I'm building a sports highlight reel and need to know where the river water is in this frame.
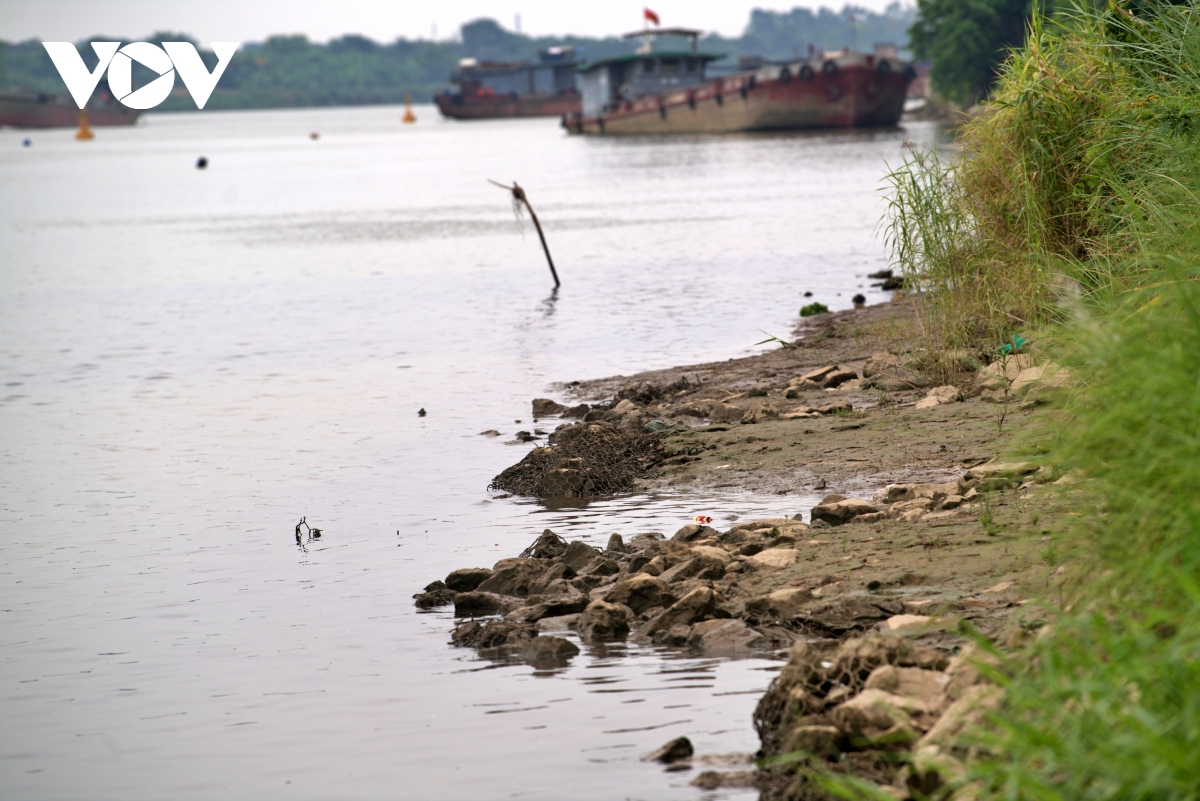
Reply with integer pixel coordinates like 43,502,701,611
0,106,945,800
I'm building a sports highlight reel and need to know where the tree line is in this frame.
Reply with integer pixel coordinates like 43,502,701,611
0,5,916,111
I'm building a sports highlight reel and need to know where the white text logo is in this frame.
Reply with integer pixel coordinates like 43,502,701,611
42,41,240,110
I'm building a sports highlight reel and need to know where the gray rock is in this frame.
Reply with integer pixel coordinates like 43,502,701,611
578,600,633,641
532,398,567,417
453,591,523,618
644,736,694,764
476,559,551,598
741,400,780,424
671,523,720,542
606,533,625,554
535,613,581,633
413,580,457,609
451,618,537,650
628,532,665,551
708,402,744,423
560,540,601,572
822,367,859,388
529,562,576,595
444,568,492,593
635,586,722,640
603,574,677,615
810,498,880,526
563,403,590,418
690,619,769,654
580,557,620,578
520,635,580,669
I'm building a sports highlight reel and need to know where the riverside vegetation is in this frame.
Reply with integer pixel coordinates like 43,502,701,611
416,2,1199,798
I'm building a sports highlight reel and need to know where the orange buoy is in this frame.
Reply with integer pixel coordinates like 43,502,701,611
75,108,94,140
402,93,416,124
692,515,713,524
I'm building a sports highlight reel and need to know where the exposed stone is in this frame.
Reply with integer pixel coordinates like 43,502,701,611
635,587,721,640
1011,362,1070,399
606,533,625,554
604,574,677,615
965,460,1037,490
864,665,951,712
915,385,961,408
644,736,694,764
830,688,935,741
796,598,899,635
532,398,568,417
981,353,1034,381
612,398,639,414
883,614,951,634
690,618,769,654
560,540,601,572
690,771,758,790
627,532,665,551
453,591,523,618
708,402,744,423
520,635,580,668
822,368,859,388
810,497,879,526
578,600,633,641
451,618,537,650
863,352,903,378
444,568,492,593
477,558,551,597
917,685,1003,749
672,523,721,542
535,613,581,633
746,548,798,569
795,365,842,386
783,725,845,760
741,400,780,424
562,403,590,418
413,580,457,609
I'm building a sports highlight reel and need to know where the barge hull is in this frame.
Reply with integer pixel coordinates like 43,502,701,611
567,67,908,135
435,94,580,120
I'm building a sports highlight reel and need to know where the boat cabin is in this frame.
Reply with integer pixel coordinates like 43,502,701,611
453,47,580,98
578,28,722,117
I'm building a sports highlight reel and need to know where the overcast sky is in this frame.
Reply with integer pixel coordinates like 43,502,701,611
1,0,911,45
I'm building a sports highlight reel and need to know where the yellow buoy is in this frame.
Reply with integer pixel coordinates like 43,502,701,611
402,93,416,124
75,108,94,140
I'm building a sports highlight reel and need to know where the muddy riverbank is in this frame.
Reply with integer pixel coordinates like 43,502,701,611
420,298,1072,797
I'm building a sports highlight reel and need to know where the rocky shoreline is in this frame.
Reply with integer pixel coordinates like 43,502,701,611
416,299,1073,798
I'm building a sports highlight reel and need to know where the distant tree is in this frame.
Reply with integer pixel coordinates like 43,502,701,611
909,0,1042,106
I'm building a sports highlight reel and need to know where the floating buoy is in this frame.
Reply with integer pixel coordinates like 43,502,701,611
402,93,416,124
418,408,427,417
22,138,31,147
310,132,320,140
196,156,208,169
693,515,713,524
75,109,94,140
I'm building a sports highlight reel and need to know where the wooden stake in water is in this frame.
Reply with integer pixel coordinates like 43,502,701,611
489,179,560,288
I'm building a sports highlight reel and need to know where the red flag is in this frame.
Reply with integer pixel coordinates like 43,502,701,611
644,8,661,26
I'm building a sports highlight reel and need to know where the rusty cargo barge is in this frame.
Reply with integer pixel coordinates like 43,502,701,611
563,28,913,135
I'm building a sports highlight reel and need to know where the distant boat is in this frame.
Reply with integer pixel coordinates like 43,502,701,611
563,28,914,135
0,89,141,128
435,47,582,120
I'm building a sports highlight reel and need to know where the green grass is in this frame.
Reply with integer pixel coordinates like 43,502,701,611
812,2,1200,798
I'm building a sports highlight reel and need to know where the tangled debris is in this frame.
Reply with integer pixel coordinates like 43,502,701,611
489,422,666,498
